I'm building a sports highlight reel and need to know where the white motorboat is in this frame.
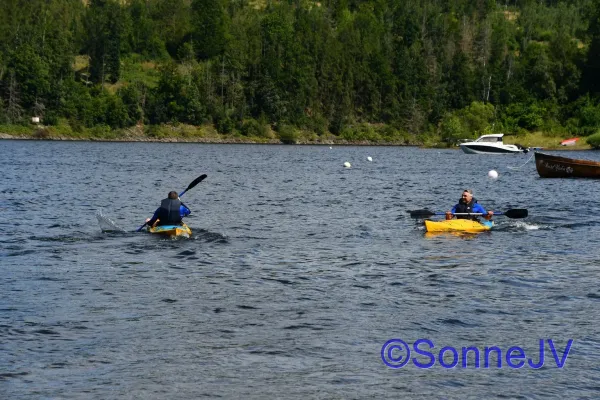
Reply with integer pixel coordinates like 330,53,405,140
459,134,527,154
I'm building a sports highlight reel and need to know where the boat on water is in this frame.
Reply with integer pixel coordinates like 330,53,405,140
459,134,527,154
424,219,494,233
534,151,600,179
560,137,579,146
147,223,192,238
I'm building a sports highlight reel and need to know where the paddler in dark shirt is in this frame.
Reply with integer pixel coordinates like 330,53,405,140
445,189,493,221
146,191,191,227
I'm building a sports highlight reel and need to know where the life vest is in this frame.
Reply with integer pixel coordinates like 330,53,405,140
454,198,478,220
157,198,182,225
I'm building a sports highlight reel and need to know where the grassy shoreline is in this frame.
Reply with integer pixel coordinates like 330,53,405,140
0,131,415,146
0,124,596,149
502,131,593,151
0,122,421,146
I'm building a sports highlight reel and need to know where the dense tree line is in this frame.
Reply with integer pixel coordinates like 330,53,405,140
2,0,600,142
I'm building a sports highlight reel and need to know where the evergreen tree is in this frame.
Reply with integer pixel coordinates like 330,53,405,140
85,0,122,84
191,0,229,60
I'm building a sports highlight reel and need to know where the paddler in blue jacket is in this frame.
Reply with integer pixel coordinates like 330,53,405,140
146,191,191,227
446,189,493,221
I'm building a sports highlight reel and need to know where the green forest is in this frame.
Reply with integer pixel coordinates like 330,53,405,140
2,0,600,146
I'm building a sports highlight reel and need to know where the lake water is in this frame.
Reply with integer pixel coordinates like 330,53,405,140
1,140,600,399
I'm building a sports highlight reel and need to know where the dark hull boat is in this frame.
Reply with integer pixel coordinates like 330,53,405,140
535,152,600,178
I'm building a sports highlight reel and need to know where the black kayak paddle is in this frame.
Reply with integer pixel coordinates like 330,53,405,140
408,208,528,219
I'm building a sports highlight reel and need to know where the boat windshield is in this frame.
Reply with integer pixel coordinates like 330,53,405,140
477,136,502,143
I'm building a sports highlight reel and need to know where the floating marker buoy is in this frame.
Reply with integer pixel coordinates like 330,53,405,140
488,170,499,179
367,156,372,162
344,161,351,168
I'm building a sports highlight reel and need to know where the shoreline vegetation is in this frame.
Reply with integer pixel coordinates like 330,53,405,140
0,123,413,145
3,1,600,153
0,123,596,150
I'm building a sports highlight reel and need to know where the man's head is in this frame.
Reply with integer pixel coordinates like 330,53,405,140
461,189,473,202
168,191,178,199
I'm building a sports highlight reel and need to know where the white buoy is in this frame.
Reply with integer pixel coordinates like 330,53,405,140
344,161,351,168
329,146,333,149
367,156,372,162
488,169,499,179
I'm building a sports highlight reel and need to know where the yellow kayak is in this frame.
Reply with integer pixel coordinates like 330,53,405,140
147,223,192,238
425,219,493,233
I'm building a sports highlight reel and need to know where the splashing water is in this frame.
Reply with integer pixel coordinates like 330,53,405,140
512,220,540,230
96,209,126,232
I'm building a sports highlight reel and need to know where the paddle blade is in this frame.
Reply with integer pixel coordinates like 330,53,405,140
408,209,436,218
503,209,528,219
179,174,207,197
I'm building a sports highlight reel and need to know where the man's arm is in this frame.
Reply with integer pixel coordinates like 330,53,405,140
147,208,160,226
446,204,458,219
180,204,191,218
473,203,487,214
473,204,493,220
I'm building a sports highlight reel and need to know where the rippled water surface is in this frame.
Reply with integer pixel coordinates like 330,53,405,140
2,140,600,399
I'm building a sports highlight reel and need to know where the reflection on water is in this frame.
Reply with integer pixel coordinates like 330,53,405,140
423,231,485,239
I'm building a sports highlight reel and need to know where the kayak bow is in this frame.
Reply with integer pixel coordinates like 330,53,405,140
424,219,494,233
